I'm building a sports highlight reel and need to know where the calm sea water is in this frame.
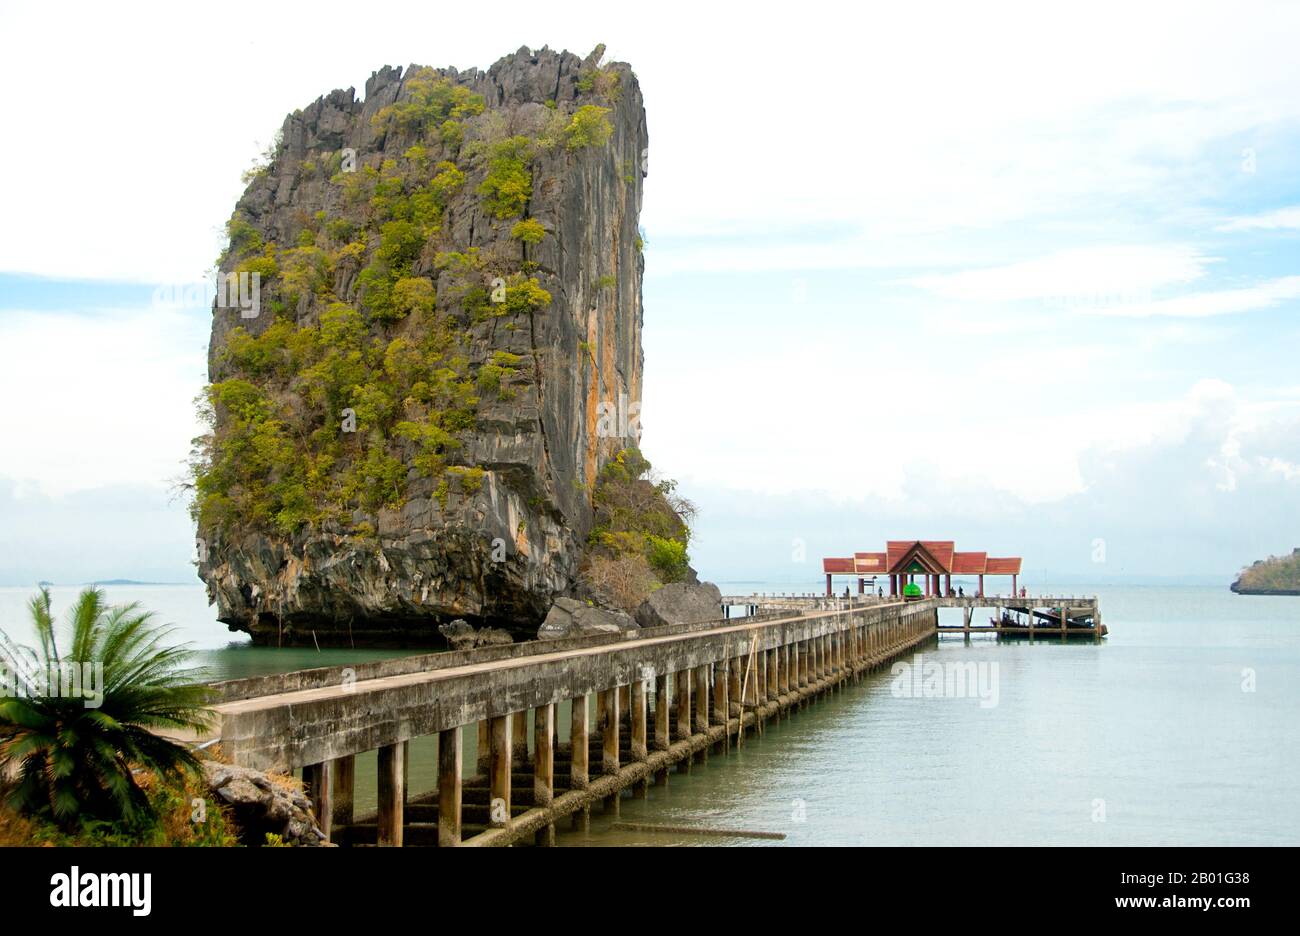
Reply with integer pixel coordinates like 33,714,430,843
0,584,431,681
1,580,1296,845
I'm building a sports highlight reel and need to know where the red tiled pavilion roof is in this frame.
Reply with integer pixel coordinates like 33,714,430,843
886,540,953,574
920,541,955,571
822,557,856,574
853,552,887,574
951,551,987,574
985,557,1022,575
823,544,1023,579
885,541,914,569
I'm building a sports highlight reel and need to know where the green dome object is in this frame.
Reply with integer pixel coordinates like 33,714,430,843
903,582,923,597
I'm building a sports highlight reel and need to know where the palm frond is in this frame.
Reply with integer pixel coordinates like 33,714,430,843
0,587,215,829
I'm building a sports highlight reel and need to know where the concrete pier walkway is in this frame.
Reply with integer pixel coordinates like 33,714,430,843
204,597,945,846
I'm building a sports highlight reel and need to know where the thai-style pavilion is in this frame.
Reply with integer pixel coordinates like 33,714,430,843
822,540,1022,597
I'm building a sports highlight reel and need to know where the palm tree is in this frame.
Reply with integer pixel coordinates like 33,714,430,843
0,587,213,829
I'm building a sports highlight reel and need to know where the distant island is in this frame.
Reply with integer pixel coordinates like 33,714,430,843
32,580,181,587
1231,548,1300,595
90,579,177,586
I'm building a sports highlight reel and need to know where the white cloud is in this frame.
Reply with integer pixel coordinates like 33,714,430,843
903,245,1210,304
5,1,1300,282
1217,205,1300,231
1258,456,1300,481
0,306,208,496
684,379,1300,580
1085,275,1300,318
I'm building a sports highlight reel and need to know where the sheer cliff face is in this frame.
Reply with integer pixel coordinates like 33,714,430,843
196,47,647,645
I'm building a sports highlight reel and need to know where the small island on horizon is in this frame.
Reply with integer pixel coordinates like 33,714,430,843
31,579,184,588
1232,548,1300,596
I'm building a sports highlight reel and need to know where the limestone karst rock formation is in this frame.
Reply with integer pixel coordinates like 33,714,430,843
194,46,648,645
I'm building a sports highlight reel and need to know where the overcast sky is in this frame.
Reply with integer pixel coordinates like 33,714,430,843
2,0,1299,586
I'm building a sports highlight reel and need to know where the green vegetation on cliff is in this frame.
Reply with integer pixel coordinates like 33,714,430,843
580,448,696,610
190,65,616,538
1232,548,1300,594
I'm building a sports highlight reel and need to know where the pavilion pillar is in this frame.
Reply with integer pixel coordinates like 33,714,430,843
376,741,405,847
825,573,832,596
1013,574,1019,596
945,573,951,596
570,693,589,789
978,574,985,597
857,577,864,594
438,726,462,847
